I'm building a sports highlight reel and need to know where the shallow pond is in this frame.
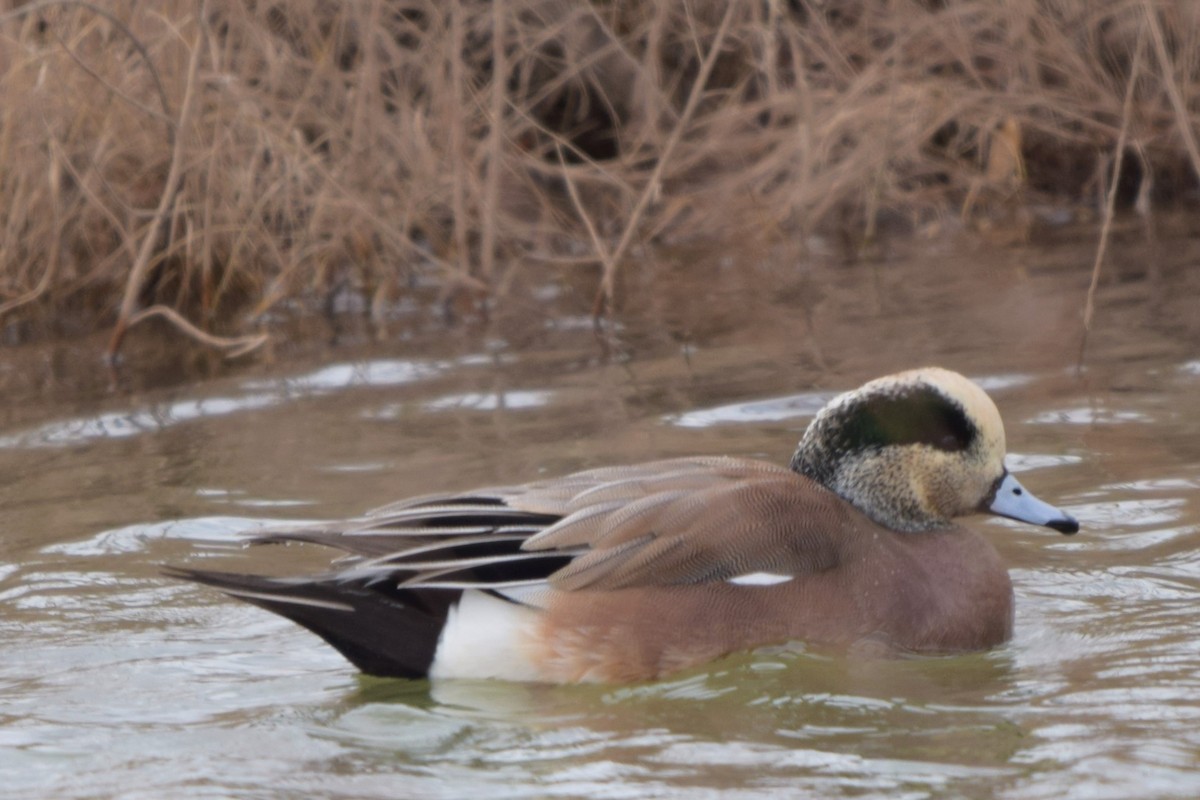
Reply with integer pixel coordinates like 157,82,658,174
3,229,1200,798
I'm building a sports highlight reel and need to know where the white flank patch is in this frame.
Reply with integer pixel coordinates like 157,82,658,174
429,590,542,681
727,571,793,586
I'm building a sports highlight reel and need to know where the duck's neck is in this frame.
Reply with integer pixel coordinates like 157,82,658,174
790,447,948,534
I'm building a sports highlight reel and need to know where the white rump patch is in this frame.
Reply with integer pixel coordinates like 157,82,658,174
727,571,793,586
429,590,541,681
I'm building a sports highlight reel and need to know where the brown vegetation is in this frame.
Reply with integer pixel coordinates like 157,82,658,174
0,0,1197,357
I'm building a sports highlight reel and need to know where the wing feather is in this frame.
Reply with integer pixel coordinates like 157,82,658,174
212,457,846,598
544,475,851,590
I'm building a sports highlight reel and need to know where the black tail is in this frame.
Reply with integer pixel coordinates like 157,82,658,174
165,566,455,679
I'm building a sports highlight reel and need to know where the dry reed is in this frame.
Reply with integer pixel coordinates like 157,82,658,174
0,0,1197,356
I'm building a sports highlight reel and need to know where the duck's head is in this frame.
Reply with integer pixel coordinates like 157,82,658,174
790,368,1079,535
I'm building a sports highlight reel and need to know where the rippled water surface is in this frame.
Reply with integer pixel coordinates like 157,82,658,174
3,232,1200,798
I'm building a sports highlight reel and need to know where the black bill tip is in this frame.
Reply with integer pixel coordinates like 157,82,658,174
1046,516,1079,535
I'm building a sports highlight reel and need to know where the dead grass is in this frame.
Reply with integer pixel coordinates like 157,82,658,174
0,0,1197,356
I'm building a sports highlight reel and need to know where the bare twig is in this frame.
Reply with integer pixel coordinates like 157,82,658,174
591,2,738,319
1143,1,1200,184
479,0,507,284
1078,18,1146,371
447,0,471,283
0,0,174,135
128,304,267,358
0,145,62,317
107,3,205,360
557,142,612,268
51,24,174,129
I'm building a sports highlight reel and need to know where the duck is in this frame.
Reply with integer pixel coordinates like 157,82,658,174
168,367,1079,684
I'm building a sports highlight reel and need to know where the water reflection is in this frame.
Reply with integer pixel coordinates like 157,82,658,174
667,391,833,428
0,356,495,450
301,649,1031,799
667,373,1036,430
1029,406,1156,425
38,517,272,557
422,390,553,412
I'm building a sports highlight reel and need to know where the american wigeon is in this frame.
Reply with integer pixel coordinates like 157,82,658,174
169,367,1079,683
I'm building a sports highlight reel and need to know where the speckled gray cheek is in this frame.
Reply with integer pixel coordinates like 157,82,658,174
827,452,944,533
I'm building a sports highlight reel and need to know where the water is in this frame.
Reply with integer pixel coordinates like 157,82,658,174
2,229,1200,798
